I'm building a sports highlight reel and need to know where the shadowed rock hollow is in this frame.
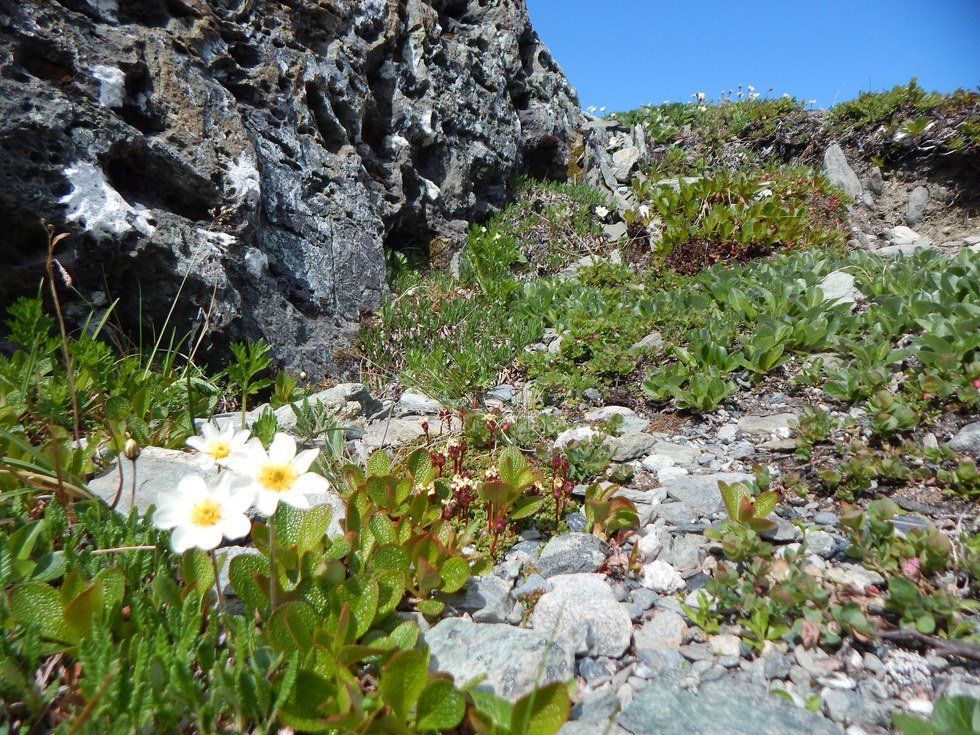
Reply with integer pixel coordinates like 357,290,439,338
0,0,580,376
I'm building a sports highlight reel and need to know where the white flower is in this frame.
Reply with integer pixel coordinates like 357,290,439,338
747,85,755,92
637,204,650,218
594,205,609,218
599,106,606,112
229,433,329,516
186,421,251,468
587,105,597,112
153,473,252,552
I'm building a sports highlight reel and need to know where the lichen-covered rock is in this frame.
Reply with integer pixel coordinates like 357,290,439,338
424,618,575,702
0,0,580,377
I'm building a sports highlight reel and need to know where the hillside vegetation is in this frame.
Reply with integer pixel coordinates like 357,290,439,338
2,84,979,734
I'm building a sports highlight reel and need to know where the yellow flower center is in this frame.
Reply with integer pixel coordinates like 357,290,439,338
257,463,297,493
190,498,222,527
209,442,231,460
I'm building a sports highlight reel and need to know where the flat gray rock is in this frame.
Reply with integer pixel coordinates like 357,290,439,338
634,611,688,658
606,432,660,462
391,391,443,417
906,185,929,225
818,271,860,305
445,573,514,623
618,671,842,735
736,414,798,438
585,406,650,434
361,416,428,449
275,383,381,430
531,573,633,657
660,472,753,515
537,533,608,578
88,446,217,516
425,618,574,702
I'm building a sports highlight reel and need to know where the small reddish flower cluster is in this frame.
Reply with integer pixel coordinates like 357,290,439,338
550,453,574,523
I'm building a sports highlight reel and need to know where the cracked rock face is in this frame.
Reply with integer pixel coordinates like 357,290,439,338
0,0,579,376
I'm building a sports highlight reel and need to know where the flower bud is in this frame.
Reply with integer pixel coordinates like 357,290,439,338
123,438,141,461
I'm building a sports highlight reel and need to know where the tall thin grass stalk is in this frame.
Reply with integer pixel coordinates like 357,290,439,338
42,224,80,444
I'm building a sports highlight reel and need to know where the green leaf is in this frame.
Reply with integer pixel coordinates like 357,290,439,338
62,583,104,638
753,491,779,519
510,496,545,520
439,557,470,594
369,514,397,546
366,451,392,477
228,553,269,610
337,576,379,639
372,544,410,574
416,598,444,617
379,648,429,720
510,682,569,735
274,504,305,549
416,678,465,730
298,505,333,555
268,602,317,655
9,582,74,644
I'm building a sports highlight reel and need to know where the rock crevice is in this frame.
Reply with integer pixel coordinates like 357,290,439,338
0,0,580,376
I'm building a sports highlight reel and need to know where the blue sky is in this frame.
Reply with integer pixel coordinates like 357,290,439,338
526,0,980,112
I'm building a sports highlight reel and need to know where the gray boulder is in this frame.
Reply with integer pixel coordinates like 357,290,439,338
424,618,574,702
445,573,514,624
949,422,980,454
822,143,862,200
660,472,754,516
537,532,608,577
906,185,930,225
634,611,688,658
88,446,215,516
1,0,580,377
531,573,633,657
618,671,842,735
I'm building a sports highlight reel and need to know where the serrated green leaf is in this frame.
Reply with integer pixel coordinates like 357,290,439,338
439,557,470,594
228,553,269,610
298,504,333,555
510,682,569,735
416,678,465,730
9,582,74,644
379,648,428,720
366,451,392,477
268,602,316,655
337,576,379,639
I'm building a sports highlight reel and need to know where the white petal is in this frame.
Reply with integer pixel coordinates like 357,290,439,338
268,434,297,464
293,472,329,497
201,422,220,441
230,432,251,451
221,513,251,541
176,475,209,496
189,525,223,551
253,491,279,517
291,448,321,475
186,436,209,453
152,507,182,530
170,526,194,553
278,490,311,510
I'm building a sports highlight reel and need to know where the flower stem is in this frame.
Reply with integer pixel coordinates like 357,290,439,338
268,518,278,611
210,551,226,616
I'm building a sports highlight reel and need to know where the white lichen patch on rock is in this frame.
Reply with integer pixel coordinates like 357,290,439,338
59,162,155,240
224,153,261,204
90,65,125,108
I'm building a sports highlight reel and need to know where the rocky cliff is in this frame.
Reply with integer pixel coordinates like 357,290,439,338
0,0,580,376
